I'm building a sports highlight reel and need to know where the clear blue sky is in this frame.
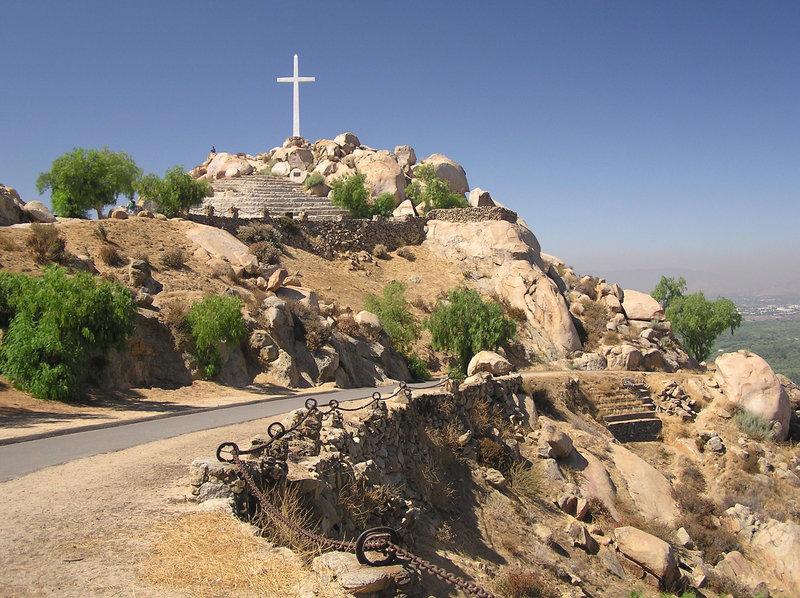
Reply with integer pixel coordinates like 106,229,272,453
2,1,798,296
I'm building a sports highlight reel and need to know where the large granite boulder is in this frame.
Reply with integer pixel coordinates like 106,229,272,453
468,187,495,207
204,153,254,179
393,145,416,168
614,526,680,590
466,351,513,377
751,518,800,594
622,289,664,322
715,350,791,440
609,443,679,525
334,132,360,154
418,153,469,195
22,200,56,223
354,150,405,204
184,222,250,263
0,185,24,225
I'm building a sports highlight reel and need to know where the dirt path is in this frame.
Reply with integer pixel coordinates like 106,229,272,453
0,413,292,597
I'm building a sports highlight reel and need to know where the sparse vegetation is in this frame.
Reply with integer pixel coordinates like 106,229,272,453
99,244,123,266
371,243,389,259
396,246,415,261
303,172,325,189
495,567,554,598
237,223,283,246
405,164,468,212
185,295,247,379
425,286,516,373
733,408,775,441
92,222,109,242
364,281,419,356
507,462,540,501
160,247,186,269
25,223,66,263
0,266,135,401
278,215,299,235
290,301,330,352
250,241,281,265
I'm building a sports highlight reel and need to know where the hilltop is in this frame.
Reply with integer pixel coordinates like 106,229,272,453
1,134,799,597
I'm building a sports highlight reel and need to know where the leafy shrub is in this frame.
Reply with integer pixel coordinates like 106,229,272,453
250,241,281,265
278,215,299,235
373,192,396,218
405,164,468,213
364,282,419,355
405,354,430,381
495,568,554,598
396,246,415,261
331,173,371,218
237,223,283,246
99,244,123,266
0,267,135,401
160,247,186,269
185,295,247,379
425,286,516,373
733,409,775,441
25,223,66,263
303,172,325,188
136,165,212,217
371,244,389,260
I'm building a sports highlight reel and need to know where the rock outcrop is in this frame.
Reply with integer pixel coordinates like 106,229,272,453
715,350,791,440
0,185,25,225
424,218,581,359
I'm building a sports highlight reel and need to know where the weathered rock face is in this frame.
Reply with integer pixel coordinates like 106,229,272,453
184,222,251,264
715,350,791,440
22,200,56,223
0,185,25,225
609,443,679,525
419,153,469,195
614,526,680,590
354,150,406,204
203,153,255,180
751,518,800,594
622,289,664,322
424,219,580,358
468,188,495,207
393,145,416,169
467,351,514,377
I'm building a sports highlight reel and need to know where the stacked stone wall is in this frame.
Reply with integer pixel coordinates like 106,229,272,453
188,206,515,259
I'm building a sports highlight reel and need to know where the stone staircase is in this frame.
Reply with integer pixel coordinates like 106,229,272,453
583,376,662,442
189,174,350,221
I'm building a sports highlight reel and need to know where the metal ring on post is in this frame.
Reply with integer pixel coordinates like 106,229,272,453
267,422,286,439
305,398,318,410
328,399,339,410
355,527,399,566
372,391,382,401
216,442,239,463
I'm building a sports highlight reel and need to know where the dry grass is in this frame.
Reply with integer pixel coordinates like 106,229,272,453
0,234,19,251
252,483,322,559
507,462,541,502
141,510,335,598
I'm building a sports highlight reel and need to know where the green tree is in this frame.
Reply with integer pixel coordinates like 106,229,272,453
425,286,516,373
330,173,371,218
136,166,212,217
364,281,420,355
185,295,247,380
651,275,687,309
37,147,141,218
405,164,468,213
665,292,742,362
0,267,135,401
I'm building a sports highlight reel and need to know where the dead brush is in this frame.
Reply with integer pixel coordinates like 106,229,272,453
92,222,109,242
141,510,327,598
25,223,66,263
160,247,186,269
252,482,323,560
335,480,396,531
507,462,541,502
0,234,19,251
98,244,123,266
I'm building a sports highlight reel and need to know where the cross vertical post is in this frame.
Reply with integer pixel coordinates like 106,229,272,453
277,54,315,138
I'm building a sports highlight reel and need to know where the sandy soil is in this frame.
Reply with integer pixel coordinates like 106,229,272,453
0,410,295,597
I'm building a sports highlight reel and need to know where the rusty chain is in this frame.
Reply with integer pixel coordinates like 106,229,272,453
217,378,502,597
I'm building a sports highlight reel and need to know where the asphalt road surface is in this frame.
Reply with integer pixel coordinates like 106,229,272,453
0,381,439,482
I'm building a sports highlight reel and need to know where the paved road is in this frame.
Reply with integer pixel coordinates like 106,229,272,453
0,381,438,482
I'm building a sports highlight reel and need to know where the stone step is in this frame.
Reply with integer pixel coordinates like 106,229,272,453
606,418,662,443
603,410,658,423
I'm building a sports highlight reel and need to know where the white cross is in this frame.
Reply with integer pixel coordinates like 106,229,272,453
277,54,315,138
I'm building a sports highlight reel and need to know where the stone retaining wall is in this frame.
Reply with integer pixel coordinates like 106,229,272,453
188,206,515,258
190,374,530,538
